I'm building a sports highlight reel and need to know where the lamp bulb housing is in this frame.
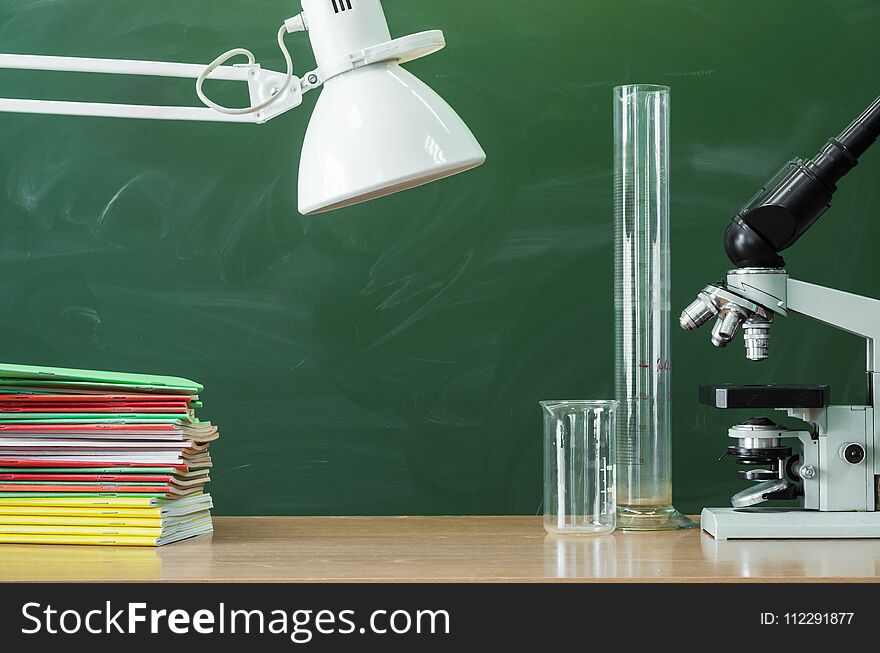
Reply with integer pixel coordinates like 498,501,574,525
296,0,486,215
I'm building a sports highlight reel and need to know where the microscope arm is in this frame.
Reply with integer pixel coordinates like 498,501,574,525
723,270,880,373
786,279,880,374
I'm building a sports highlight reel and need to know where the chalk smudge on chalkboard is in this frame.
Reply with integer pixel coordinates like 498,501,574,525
368,251,475,350
663,69,715,78
687,144,779,180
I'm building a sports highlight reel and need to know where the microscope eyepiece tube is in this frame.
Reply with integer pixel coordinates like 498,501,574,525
726,94,880,268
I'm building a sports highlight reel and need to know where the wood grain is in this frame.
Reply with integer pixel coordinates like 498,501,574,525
1,516,879,582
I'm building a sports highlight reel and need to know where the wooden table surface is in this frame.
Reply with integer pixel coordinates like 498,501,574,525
1,516,879,583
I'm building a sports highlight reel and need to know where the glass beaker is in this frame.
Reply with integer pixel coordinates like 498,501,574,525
613,84,695,530
542,400,617,535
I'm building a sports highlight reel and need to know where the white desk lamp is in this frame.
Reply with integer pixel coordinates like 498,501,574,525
0,0,486,215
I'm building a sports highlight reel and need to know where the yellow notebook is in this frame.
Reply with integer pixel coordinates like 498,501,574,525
0,533,166,546
0,510,211,528
0,505,166,518
0,511,210,536
0,494,212,516
0,514,164,526
0,524,164,536
0,519,213,546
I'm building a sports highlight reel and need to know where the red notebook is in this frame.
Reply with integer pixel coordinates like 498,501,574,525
0,483,176,493
0,424,181,433
0,394,194,404
0,405,189,413
0,458,189,470
0,474,182,482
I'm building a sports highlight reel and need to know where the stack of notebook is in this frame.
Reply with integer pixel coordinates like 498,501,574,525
0,363,217,546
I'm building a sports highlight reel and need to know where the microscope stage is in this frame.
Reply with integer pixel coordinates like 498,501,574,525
699,384,830,409
702,508,880,540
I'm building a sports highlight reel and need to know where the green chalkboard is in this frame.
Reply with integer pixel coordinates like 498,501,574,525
0,0,878,515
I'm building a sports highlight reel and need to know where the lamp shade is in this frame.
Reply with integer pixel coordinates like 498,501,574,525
297,61,486,215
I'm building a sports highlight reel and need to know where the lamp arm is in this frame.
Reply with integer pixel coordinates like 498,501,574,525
194,17,307,118
0,6,447,126
0,16,310,124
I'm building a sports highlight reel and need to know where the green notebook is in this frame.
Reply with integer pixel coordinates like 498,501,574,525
0,363,202,393
0,385,203,403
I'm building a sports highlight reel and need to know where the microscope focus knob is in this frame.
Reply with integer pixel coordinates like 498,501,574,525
799,465,816,480
840,443,866,465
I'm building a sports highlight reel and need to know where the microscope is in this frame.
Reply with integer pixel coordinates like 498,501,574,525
680,94,880,539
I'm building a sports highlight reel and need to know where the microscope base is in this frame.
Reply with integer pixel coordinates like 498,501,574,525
702,508,880,540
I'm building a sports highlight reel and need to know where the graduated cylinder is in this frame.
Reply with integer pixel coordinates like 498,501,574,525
613,85,694,531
